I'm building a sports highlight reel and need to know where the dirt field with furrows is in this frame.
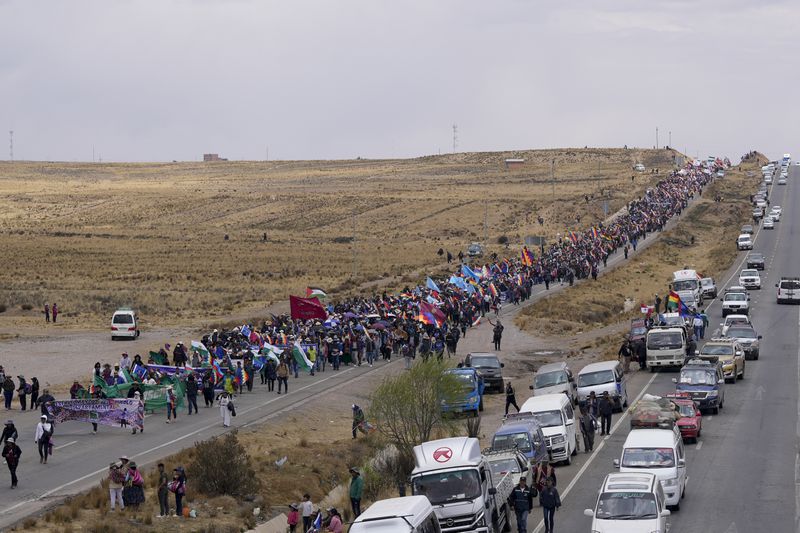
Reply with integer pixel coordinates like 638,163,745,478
516,155,766,340
0,148,677,331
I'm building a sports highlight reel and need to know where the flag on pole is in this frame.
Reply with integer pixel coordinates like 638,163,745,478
119,367,133,384
313,513,322,530
131,363,147,381
417,301,446,328
240,324,252,339
306,287,328,299
292,342,313,372
461,264,482,281
191,341,210,365
289,296,327,321
426,277,441,294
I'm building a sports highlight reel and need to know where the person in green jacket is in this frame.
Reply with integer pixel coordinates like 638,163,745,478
352,404,365,439
349,467,364,518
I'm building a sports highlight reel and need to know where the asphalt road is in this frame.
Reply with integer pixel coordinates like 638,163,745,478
524,168,797,533
0,179,698,528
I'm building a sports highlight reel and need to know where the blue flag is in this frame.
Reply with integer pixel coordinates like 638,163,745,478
131,363,147,381
241,324,252,338
426,277,441,293
313,512,321,529
461,264,481,281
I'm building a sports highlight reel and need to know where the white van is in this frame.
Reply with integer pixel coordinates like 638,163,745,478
584,472,670,532
111,308,140,340
519,394,577,465
614,428,687,510
576,361,628,411
530,361,577,404
349,496,441,533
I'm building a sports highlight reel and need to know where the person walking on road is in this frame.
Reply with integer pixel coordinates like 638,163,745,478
277,359,290,394
186,375,199,415
579,406,596,453
488,319,504,350
1,420,18,445
505,382,520,415
510,476,534,533
2,438,21,489
534,459,557,494
586,391,599,417
349,467,364,518
693,314,704,341
16,376,28,411
598,392,614,436
218,391,232,427
165,386,177,424
34,415,53,464
157,462,170,517
2,377,14,410
202,374,215,407
539,478,561,533
618,339,632,373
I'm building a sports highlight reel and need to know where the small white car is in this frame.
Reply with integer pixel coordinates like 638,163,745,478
763,217,775,229
721,314,751,336
738,269,761,290
736,234,753,250
769,209,780,222
778,178,787,185
722,291,749,316
772,205,782,216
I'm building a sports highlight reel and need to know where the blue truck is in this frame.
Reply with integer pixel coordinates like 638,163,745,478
442,367,485,417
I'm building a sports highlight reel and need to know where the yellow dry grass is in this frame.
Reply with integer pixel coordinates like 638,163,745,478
0,148,677,328
515,156,766,337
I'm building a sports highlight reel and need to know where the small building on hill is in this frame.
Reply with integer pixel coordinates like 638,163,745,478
504,158,525,170
203,153,228,162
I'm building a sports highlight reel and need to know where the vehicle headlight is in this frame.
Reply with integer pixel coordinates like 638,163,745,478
552,434,566,444
707,390,718,397
470,395,479,404
475,513,486,527
662,477,678,487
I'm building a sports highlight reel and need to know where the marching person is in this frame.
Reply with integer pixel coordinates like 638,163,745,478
34,415,53,464
534,459,556,494
165,386,177,424
510,476,534,533
578,406,596,453
505,381,520,415
618,338,632,373
277,359,290,394
598,391,614,436
1,420,18,445
539,478,561,533
2,438,20,489
218,391,232,428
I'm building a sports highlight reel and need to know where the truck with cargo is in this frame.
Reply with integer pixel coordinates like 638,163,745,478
411,437,513,533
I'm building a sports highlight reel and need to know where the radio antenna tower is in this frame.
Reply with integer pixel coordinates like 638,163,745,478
452,124,458,153
9,131,13,161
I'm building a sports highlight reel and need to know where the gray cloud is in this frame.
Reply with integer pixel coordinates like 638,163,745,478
0,0,797,161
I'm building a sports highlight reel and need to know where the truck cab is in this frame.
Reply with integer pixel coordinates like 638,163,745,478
442,368,485,417
672,359,725,414
672,269,703,306
411,437,512,533
646,326,687,371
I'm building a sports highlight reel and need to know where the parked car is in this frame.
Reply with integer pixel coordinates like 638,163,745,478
725,325,762,360
665,393,703,443
736,234,753,250
720,314,750,336
777,277,800,304
740,224,754,234
467,242,484,257
697,338,745,383
738,269,761,290
763,216,775,229
583,473,671,531
721,291,749,316
464,352,504,393
530,361,577,404
700,277,717,298
111,308,140,340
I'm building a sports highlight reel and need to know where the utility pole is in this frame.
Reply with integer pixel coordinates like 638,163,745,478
9,131,13,161
669,131,672,148
483,200,488,244
92,145,95,163
655,127,659,149
266,145,269,161
551,159,555,199
352,209,357,281
452,124,458,153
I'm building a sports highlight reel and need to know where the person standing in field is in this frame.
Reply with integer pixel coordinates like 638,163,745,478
157,463,170,517
300,493,314,532
43,304,50,323
108,462,125,511
51,303,58,323
349,467,364,518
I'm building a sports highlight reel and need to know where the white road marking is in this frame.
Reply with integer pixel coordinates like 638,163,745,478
531,371,659,533
696,440,703,451
54,440,77,451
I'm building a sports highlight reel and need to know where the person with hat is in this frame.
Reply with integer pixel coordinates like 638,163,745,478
34,415,53,464
165,386,177,424
325,507,343,533
16,376,28,411
2,437,21,488
217,391,232,427
349,467,364,518
1,420,17,446
287,503,300,532
597,391,614,436
119,352,132,372
108,461,126,511
510,475,534,533
173,342,188,367
122,461,145,509
2,376,14,410
171,466,187,517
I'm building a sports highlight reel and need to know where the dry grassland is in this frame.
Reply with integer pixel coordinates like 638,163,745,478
516,157,766,339
0,148,677,329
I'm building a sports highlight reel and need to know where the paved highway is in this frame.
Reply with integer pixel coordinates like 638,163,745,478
526,168,797,533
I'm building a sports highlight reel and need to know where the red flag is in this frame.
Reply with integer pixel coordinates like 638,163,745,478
289,296,328,321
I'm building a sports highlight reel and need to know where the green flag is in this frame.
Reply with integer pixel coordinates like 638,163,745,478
149,351,168,365
292,342,312,372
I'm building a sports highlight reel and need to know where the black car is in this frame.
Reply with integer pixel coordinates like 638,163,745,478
464,352,504,393
747,252,765,270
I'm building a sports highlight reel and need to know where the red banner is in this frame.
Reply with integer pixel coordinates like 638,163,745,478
289,296,328,321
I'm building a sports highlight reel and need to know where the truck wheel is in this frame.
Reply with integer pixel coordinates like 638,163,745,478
479,398,484,412
712,406,719,415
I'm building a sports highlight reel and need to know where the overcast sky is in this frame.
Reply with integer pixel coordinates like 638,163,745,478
0,0,797,162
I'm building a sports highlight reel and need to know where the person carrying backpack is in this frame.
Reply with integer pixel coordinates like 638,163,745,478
34,415,54,464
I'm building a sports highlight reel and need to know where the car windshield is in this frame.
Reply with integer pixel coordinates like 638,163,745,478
489,459,521,479
700,345,733,356
741,270,758,277
470,356,500,368
780,281,800,290
492,432,532,453
113,314,133,324
529,409,563,428
726,293,746,302
749,254,763,261
647,332,683,349
449,373,477,393
412,469,482,505
660,315,683,327
728,328,756,339
621,448,675,468
577,370,614,387
700,279,713,287
672,279,697,292
677,404,696,417
534,371,568,388
631,326,648,336
595,492,658,520
679,369,716,385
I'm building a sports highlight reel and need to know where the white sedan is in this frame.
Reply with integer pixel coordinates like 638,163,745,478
763,217,775,229
772,205,782,215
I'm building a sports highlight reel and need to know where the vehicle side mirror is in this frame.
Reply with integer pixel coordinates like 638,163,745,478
718,379,725,384
678,458,686,467
529,385,534,390
488,487,497,495
613,459,620,468
758,335,763,339
583,509,594,517
661,509,672,517
501,363,505,368
719,323,724,327
776,284,779,288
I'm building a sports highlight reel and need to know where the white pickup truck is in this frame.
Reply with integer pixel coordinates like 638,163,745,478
411,437,514,533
